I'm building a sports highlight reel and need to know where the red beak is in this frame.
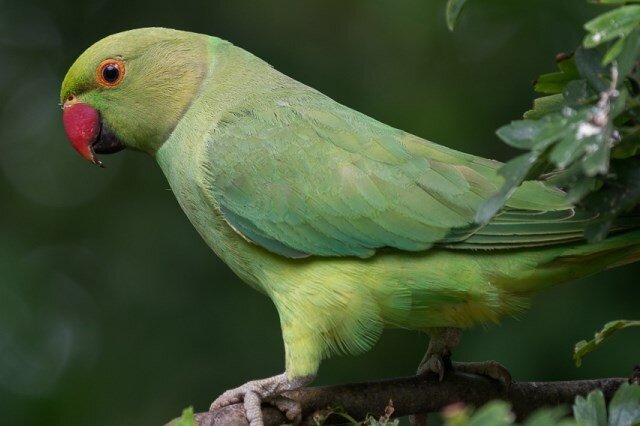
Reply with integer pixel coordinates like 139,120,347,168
62,101,103,167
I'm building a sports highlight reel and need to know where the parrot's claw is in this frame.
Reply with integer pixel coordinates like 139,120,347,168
417,328,511,388
417,353,448,382
411,352,448,426
270,396,302,423
453,360,512,389
417,355,511,388
209,373,312,426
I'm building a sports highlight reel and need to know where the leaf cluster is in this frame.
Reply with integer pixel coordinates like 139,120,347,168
442,383,640,426
448,0,640,239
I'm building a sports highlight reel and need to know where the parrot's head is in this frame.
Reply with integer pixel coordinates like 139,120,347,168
60,28,211,166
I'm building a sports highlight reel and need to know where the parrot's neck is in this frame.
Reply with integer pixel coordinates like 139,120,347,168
157,130,271,291
155,39,294,292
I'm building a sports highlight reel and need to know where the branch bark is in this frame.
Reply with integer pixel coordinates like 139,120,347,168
168,373,630,425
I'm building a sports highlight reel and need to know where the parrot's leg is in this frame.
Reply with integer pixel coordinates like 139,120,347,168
417,327,461,381
210,322,321,426
417,327,512,385
411,328,511,426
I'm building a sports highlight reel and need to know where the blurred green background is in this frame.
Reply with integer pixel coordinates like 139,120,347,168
1,0,639,425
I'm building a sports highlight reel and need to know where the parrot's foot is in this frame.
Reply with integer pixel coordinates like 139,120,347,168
210,373,313,426
453,360,512,388
416,328,511,387
416,327,460,381
417,353,511,387
412,328,510,426
417,351,450,382
412,356,512,426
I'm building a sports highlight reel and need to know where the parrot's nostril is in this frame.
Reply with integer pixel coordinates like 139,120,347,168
62,95,79,110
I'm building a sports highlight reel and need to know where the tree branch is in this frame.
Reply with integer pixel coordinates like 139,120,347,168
168,373,630,425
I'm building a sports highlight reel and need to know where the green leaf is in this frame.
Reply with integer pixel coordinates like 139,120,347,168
536,73,576,95
574,391,607,426
616,29,640,78
535,56,581,94
171,407,197,426
524,94,566,119
584,5,640,48
608,383,640,426
580,128,610,177
563,79,596,106
584,158,640,214
612,130,640,158
497,114,580,151
467,401,513,426
567,175,599,203
523,406,576,426
536,74,576,95
475,152,540,224
527,55,582,118
582,159,640,242
603,37,626,65
549,134,582,168
496,120,544,149
532,116,576,149
576,47,611,92
574,320,640,367
559,54,580,74
446,0,469,31
611,89,629,117
542,108,597,169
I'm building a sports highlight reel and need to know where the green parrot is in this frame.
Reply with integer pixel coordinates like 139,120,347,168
60,28,640,425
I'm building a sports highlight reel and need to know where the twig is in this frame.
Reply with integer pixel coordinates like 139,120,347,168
166,372,628,425
591,63,619,129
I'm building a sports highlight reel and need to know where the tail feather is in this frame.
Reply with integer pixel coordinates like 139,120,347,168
451,208,640,250
608,246,640,269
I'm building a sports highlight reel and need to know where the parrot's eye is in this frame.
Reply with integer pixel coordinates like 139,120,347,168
97,60,125,87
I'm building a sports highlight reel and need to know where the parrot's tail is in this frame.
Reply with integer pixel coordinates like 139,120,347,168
608,241,640,269
552,227,640,271
517,228,640,299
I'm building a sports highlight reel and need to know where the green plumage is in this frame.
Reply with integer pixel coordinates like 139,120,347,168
61,28,640,403
204,86,575,258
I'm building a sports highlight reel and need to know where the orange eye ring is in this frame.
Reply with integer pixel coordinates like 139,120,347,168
97,59,125,87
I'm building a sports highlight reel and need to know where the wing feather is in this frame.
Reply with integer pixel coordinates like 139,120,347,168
200,89,575,258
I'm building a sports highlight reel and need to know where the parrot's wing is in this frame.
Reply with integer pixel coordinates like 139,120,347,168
200,89,573,258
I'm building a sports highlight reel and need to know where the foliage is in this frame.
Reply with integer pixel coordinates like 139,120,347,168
574,320,640,366
171,406,197,426
451,0,640,241
310,385,640,425
441,401,518,426
446,0,469,31
574,384,640,426
441,384,640,426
